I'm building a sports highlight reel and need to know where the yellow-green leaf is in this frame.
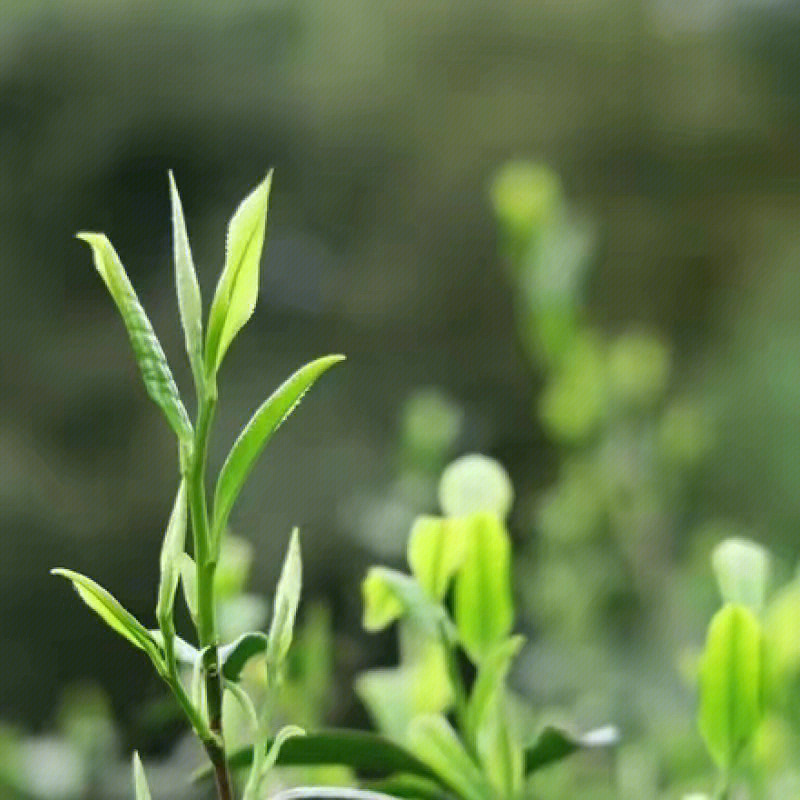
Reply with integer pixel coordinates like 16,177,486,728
407,516,467,601
453,513,514,663
51,568,159,660
698,603,764,770
205,173,272,373
212,355,344,543
362,567,406,632
76,233,192,442
168,171,204,385
712,537,771,614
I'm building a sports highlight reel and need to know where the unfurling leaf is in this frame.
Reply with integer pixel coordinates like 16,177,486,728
212,355,344,543
168,171,204,385
51,569,159,660
266,529,302,668
407,714,492,800
260,724,306,778
698,603,764,770
219,631,268,682
407,516,467,601
205,173,272,373
156,480,188,625
361,567,449,636
76,233,193,443
453,513,514,663
132,752,152,800
712,537,771,613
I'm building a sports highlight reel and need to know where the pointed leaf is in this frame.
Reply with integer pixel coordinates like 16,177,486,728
168,171,204,384
453,513,514,663
213,355,344,539
220,632,268,682
406,714,492,800
156,480,188,624
260,725,306,778
407,516,467,601
698,603,764,770
712,538,771,613
205,173,272,372
266,529,302,667
76,233,192,442
132,752,152,800
523,724,619,773
51,568,158,659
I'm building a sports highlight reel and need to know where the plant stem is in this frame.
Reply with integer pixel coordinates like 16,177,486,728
187,380,234,800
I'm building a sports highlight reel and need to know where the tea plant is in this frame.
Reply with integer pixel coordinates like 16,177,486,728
52,172,343,800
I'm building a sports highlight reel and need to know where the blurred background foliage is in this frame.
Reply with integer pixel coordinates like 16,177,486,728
3,0,800,796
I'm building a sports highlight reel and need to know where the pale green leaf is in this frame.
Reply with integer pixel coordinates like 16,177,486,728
362,568,405,632
260,725,306,778
212,355,344,542
266,529,302,667
453,513,514,663
712,537,771,613
438,454,514,520
132,752,152,800
51,568,158,659
406,714,491,800
76,233,193,442
156,480,188,624
178,553,198,624
205,173,272,373
698,603,764,770
476,696,524,799
168,171,204,384
220,631,268,682
407,516,467,601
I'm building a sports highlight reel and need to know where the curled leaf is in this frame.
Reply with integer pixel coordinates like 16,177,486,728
266,529,302,668
156,480,188,625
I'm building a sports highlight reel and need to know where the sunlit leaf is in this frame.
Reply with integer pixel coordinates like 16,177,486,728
178,553,198,624
212,355,344,544
406,714,491,800
51,568,158,659
407,516,467,601
266,529,302,668
453,513,513,663
712,538,771,614
76,233,193,442
156,480,188,625
132,752,151,800
438,455,514,520
698,603,764,770
168,171,204,385
205,173,272,373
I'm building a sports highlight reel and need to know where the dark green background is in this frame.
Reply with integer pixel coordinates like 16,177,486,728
2,0,800,734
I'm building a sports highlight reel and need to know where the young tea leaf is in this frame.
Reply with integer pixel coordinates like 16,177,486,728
266,529,302,668
406,714,492,800
260,724,306,778
76,233,193,443
132,752,152,800
51,568,159,659
523,724,619,774
698,603,764,770
362,568,406,632
168,171,204,385
712,538,771,614
438,455,514,520
220,631,269,682
212,355,344,543
156,480,188,625
407,516,467,601
453,513,514,663
205,173,272,373
178,553,199,624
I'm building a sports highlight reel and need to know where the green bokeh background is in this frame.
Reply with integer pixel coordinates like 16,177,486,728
3,0,800,785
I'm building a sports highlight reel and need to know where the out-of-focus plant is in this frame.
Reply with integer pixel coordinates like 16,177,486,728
50,172,344,800
357,453,618,799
